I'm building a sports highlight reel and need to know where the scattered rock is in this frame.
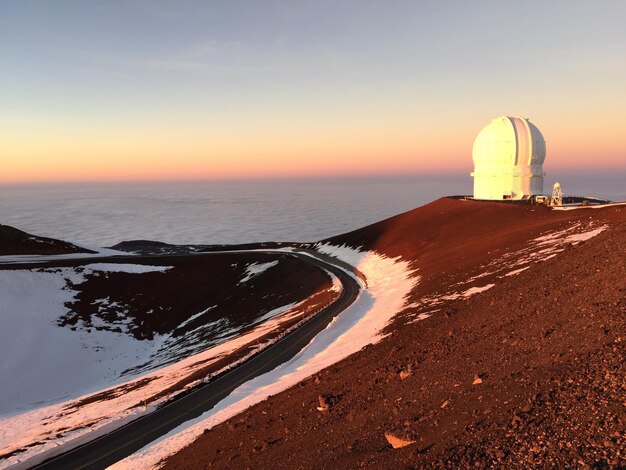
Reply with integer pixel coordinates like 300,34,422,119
520,402,533,413
317,395,330,412
472,374,483,385
511,414,524,427
399,370,411,380
440,400,450,409
384,432,416,449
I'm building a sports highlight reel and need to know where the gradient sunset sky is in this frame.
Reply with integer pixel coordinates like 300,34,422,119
1,1,625,183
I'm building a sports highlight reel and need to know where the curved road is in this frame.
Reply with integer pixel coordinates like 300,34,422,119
31,251,360,470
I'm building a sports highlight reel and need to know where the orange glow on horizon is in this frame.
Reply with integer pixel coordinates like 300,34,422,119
1,118,624,184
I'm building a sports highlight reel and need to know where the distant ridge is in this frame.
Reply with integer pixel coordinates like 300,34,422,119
0,224,95,255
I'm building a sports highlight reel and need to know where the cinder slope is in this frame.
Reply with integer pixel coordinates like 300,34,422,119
165,199,625,469
0,224,95,255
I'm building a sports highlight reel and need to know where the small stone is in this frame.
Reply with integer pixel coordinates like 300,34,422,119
603,439,614,448
440,400,450,409
399,370,411,380
316,395,329,412
472,375,483,385
520,403,533,413
530,445,542,453
384,432,416,449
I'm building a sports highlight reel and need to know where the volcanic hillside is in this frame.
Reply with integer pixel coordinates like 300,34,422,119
0,224,95,255
164,198,625,469
0,247,340,466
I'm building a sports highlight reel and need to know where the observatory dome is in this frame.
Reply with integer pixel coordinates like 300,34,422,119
471,116,546,200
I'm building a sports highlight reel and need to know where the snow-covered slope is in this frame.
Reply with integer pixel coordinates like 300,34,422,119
0,252,337,468
0,264,172,414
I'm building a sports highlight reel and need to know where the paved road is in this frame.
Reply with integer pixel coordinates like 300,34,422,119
31,251,360,470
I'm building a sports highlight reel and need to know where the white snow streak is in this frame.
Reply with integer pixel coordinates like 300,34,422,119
239,261,279,283
82,263,172,274
175,306,217,330
505,266,531,277
460,284,495,298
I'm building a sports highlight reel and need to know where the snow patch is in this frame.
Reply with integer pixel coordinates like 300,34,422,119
315,243,366,268
82,263,173,274
0,269,158,416
175,306,217,331
505,266,531,277
439,283,495,301
461,284,495,297
565,226,608,243
239,261,278,283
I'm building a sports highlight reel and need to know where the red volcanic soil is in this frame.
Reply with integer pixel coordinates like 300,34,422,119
0,224,95,255
164,199,625,469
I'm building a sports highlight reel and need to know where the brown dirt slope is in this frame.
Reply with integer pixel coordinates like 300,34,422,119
165,199,625,469
0,224,95,255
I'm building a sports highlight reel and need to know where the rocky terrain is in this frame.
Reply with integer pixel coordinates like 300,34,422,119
163,199,625,469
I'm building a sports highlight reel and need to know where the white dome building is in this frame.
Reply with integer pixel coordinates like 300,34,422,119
471,116,546,200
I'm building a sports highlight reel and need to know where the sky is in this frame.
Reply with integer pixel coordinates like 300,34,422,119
1,1,625,183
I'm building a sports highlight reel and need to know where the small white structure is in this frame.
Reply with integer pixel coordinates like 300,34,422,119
550,181,563,207
471,116,546,200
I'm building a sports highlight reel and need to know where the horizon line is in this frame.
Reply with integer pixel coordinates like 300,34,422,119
1,166,624,187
